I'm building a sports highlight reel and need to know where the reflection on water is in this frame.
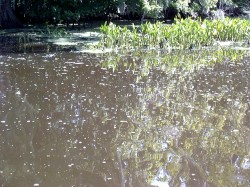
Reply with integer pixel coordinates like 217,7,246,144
0,50,249,187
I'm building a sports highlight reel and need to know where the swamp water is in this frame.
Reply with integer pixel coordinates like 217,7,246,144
0,47,250,187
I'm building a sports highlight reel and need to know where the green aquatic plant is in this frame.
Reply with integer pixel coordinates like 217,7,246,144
98,18,250,50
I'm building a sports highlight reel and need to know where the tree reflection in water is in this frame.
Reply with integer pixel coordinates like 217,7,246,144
0,49,249,187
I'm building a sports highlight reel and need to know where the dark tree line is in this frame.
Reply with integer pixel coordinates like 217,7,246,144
0,0,22,28
1,0,119,29
0,0,249,29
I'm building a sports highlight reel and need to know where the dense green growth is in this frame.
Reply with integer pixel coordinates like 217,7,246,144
18,0,249,23
98,17,250,50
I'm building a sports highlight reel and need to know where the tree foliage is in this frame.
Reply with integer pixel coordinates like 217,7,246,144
1,0,249,28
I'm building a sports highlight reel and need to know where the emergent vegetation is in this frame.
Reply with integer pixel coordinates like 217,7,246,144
99,17,250,50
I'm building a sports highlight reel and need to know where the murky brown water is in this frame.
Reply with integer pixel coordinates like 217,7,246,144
0,50,249,187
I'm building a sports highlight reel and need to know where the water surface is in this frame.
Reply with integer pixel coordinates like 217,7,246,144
0,50,249,187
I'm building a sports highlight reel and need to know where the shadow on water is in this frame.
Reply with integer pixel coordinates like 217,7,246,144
0,48,250,187
0,35,77,54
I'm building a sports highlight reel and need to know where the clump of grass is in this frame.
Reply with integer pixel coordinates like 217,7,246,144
98,18,250,50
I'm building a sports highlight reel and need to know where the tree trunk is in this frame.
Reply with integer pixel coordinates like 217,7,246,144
141,11,145,24
0,0,22,29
